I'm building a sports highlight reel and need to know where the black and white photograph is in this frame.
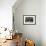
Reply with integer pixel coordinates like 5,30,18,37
23,15,36,25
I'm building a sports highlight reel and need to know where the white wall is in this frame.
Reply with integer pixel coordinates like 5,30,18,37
41,0,46,46
0,0,16,30
13,0,46,46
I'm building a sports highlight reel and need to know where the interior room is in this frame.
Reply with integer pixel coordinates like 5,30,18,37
0,0,46,46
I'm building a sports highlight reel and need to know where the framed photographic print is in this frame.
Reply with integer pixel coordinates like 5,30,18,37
23,15,36,25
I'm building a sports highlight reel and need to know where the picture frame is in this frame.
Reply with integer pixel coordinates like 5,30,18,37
23,15,36,25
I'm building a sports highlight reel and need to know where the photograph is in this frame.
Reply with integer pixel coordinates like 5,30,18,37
23,15,36,25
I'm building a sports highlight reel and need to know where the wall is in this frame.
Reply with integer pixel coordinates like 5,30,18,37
41,0,46,46
0,0,16,30
13,0,41,46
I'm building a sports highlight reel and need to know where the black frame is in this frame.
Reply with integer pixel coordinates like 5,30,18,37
23,15,36,25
